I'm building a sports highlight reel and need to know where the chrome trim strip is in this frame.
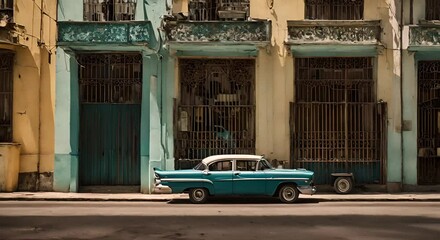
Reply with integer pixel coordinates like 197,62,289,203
233,178,265,181
268,178,310,181
161,178,213,184
232,178,309,181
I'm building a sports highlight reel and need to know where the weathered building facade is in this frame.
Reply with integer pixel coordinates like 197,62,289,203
168,0,439,192
54,0,172,193
0,0,56,192
2,0,436,193
169,0,396,190
403,0,440,188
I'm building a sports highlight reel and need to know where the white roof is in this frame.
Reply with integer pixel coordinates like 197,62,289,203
201,154,263,165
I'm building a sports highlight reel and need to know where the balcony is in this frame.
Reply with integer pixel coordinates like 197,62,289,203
57,21,154,51
165,20,270,44
408,21,440,51
286,20,382,57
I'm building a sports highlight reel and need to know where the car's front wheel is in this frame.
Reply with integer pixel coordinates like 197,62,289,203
279,184,299,203
189,188,209,204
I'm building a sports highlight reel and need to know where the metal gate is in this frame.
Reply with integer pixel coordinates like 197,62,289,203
417,61,440,185
291,58,387,185
78,53,142,186
0,52,13,142
175,59,255,169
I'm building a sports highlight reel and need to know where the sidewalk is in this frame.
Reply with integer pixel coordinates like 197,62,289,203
0,192,439,202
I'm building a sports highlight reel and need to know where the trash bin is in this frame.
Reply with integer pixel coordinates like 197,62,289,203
0,143,21,192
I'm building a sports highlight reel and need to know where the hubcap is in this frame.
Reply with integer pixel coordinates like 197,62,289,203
193,189,204,200
282,187,296,201
337,179,350,192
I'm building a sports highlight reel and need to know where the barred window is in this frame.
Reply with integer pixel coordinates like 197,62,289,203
77,53,142,104
426,0,440,20
83,0,136,21
0,53,13,142
0,0,13,23
305,0,364,20
188,0,250,21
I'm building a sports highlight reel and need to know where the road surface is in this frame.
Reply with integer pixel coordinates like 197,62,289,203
0,198,439,240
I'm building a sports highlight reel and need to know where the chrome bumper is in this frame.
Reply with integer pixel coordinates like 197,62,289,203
153,184,172,194
297,186,317,195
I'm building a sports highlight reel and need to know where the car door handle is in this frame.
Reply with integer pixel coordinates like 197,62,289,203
234,172,240,176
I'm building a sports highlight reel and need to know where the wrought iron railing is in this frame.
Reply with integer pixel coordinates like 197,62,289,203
295,58,374,103
305,0,364,20
426,0,440,21
0,52,13,142
188,0,250,21
83,0,136,21
77,53,142,104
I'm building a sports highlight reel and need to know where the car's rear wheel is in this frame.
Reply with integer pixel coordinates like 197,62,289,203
279,184,299,203
189,188,209,204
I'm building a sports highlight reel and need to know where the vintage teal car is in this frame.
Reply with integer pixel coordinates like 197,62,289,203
153,154,316,203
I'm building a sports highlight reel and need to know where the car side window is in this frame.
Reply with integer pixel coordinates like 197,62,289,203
208,160,232,171
236,160,257,171
258,160,270,170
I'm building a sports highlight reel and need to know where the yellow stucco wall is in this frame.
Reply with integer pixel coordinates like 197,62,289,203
171,0,401,166
7,0,57,174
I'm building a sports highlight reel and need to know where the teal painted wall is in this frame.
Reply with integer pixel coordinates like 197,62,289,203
55,0,170,193
54,48,79,192
401,50,440,186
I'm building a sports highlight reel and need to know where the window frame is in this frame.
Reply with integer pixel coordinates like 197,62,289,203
304,0,364,20
83,0,137,22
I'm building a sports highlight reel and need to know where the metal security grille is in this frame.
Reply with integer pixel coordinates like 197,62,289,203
175,59,255,169
291,58,387,185
83,0,136,21
417,61,440,185
305,0,364,20
77,53,142,104
0,52,13,142
426,0,440,20
188,0,249,21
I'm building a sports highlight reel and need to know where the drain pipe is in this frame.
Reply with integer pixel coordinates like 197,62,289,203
400,0,404,191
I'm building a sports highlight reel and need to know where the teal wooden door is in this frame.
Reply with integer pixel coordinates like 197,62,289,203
77,53,142,186
79,104,141,186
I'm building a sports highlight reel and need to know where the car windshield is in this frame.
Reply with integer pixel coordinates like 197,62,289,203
193,162,207,170
259,158,274,170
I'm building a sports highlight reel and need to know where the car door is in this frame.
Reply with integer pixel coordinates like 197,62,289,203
232,159,266,195
205,160,233,195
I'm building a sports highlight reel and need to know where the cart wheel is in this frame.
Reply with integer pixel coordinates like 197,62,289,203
334,177,353,194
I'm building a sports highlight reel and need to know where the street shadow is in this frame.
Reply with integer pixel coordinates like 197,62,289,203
0,214,438,240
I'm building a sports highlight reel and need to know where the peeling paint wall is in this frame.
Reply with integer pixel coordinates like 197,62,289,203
170,0,408,188
8,0,57,191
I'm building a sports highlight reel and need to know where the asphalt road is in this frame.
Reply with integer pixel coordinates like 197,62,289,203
0,198,439,240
